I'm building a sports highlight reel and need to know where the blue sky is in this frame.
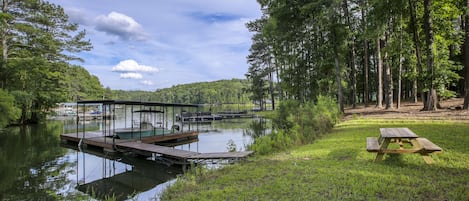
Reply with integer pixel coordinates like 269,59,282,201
47,0,262,91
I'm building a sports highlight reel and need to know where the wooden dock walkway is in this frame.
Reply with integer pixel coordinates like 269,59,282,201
61,131,253,164
117,141,253,160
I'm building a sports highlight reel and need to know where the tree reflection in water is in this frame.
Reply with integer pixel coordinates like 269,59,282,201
243,117,270,139
0,117,268,200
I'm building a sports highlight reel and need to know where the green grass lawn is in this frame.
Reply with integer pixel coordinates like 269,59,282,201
161,119,469,201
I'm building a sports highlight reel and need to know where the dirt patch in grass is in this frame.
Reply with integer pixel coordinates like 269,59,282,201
343,98,469,122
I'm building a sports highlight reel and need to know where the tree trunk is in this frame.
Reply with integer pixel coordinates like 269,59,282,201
422,0,437,111
360,0,370,107
335,55,343,113
343,0,357,108
384,33,393,109
274,58,283,101
268,66,275,110
377,37,383,108
409,0,424,104
331,13,343,113
364,40,369,107
398,33,403,109
463,0,469,109
398,14,404,109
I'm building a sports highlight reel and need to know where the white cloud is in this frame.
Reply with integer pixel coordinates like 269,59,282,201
48,0,262,90
120,72,143,79
65,8,91,25
112,59,159,73
141,80,154,86
95,12,149,41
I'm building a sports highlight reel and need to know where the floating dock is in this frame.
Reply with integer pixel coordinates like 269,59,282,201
60,100,254,165
216,111,254,119
61,132,253,165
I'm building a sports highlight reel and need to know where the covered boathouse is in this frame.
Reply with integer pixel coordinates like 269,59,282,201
60,100,253,165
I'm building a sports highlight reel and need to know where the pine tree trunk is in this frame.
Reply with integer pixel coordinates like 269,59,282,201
409,0,424,104
335,55,343,113
275,59,283,101
377,37,383,108
361,0,370,107
398,36,403,109
398,14,404,109
364,40,369,107
423,0,437,111
384,34,393,109
343,0,357,108
463,0,469,109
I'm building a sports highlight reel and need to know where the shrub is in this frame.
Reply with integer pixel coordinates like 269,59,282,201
0,89,20,128
250,96,341,155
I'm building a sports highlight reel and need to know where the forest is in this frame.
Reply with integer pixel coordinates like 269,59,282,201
0,0,102,126
1,0,469,127
245,0,469,112
106,79,251,105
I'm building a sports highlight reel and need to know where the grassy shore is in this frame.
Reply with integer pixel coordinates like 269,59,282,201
161,118,469,200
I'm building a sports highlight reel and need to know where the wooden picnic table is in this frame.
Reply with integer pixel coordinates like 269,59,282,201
366,128,442,164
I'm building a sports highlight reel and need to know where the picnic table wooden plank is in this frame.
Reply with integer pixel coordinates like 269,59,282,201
380,128,418,138
366,137,380,152
416,138,442,152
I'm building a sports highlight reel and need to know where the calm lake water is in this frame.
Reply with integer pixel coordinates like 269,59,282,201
0,117,269,200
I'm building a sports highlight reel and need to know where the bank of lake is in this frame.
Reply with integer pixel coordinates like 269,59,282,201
161,118,469,200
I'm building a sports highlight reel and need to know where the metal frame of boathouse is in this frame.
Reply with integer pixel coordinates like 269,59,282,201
76,100,200,145
60,100,253,165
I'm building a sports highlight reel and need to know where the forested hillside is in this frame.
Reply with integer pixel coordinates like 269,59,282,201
246,0,469,112
109,79,251,105
153,79,250,104
0,0,98,124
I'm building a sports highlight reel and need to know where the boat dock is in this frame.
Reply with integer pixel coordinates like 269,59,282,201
61,132,253,164
60,100,254,165
216,111,254,119
60,131,199,150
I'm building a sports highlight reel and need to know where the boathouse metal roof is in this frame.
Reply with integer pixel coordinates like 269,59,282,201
77,100,200,107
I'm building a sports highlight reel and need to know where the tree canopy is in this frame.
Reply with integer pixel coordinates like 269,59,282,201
0,0,97,124
246,0,468,111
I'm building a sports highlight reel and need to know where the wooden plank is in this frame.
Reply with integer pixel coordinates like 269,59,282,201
366,137,380,152
141,131,199,144
380,128,418,138
416,138,442,152
190,151,254,159
62,131,254,161
374,138,391,162
117,141,198,158
420,153,435,164
377,149,421,154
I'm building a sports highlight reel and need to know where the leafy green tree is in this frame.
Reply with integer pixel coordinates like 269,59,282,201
246,17,275,111
248,0,465,113
0,0,92,123
0,89,19,128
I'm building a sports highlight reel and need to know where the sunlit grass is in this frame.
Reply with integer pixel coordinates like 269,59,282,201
161,119,469,200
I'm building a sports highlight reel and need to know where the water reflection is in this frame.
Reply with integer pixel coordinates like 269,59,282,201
0,122,69,200
67,146,183,201
175,118,264,153
0,117,269,200
243,117,270,139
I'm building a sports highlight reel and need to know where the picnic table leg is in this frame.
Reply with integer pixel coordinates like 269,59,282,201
420,153,435,164
374,139,390,162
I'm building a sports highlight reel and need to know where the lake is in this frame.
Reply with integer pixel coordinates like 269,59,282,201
0,117,269,200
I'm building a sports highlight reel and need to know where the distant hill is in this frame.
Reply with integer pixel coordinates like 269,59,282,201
110,79,251,104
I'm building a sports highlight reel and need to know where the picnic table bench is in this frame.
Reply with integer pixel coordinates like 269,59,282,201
366,128,442,164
